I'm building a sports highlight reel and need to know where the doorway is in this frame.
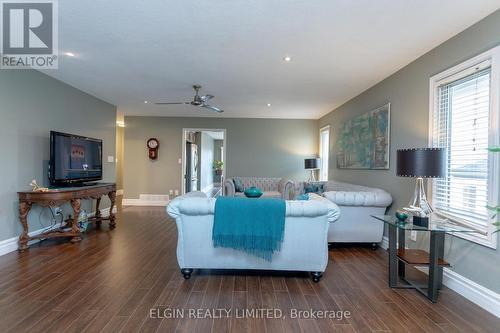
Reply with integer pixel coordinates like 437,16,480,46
182,128,226,197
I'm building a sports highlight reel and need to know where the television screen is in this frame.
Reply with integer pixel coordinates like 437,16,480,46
49,131,102,185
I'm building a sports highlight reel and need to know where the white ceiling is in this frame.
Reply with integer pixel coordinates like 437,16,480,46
43,1,500,119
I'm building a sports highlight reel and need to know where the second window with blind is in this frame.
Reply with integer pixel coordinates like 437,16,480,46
429,46,500,248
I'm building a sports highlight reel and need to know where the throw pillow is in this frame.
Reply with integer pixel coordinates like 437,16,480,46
304,183,319,194
233,177,244,192
303,182,325,194
297,194,309,200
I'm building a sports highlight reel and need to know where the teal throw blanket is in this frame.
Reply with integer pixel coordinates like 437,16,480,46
213,197,286,261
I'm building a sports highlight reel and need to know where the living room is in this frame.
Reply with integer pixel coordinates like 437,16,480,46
1,1,500,332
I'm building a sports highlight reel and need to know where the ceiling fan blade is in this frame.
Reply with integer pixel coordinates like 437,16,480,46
154,102,191,105
202,104,224,113
200,94,214,102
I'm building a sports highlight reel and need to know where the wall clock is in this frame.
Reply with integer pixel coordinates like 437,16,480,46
147,138,159,160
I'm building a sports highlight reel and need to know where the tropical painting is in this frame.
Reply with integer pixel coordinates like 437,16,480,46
336,103,390,169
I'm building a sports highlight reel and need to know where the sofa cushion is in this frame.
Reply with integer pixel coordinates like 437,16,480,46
322,181,392,207
304,182,325,194
297,194,309,200
233,177,244,192
261,191,282,198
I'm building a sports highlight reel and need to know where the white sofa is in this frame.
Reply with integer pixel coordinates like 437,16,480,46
166,192,340,282
224,177,294,199
295,181,392,247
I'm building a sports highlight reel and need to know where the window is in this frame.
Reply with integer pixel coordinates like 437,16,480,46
319,126,330,181
429,46,500,248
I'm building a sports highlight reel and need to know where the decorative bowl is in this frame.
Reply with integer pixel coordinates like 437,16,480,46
244,186,263,198
395,210,409,223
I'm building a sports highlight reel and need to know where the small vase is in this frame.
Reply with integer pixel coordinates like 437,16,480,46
244,186,263,198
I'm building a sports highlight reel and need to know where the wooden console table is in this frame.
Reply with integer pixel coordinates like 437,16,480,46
18,183,117,251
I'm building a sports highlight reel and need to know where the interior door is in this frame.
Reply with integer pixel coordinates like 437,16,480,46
190,144,198,191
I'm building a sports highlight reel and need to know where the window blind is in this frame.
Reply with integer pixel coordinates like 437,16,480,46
432,67,491,227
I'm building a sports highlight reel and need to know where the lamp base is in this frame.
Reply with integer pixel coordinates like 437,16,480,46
307,169,316,182
413,216,429,228
409,177,433,216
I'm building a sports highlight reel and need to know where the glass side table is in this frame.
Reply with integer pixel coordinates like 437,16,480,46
371,215,479,303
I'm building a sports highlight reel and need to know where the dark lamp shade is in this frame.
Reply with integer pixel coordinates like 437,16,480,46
304,158,320,170
397,148,446,178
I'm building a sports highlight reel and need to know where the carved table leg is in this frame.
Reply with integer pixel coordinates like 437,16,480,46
18,201,33,251
108,191,117,229
70,199,82,243
95,197,102,227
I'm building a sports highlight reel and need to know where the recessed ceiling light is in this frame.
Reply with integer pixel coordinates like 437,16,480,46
64,52,76,57
144,100,149,104
267,103,271,107
283,56,292,62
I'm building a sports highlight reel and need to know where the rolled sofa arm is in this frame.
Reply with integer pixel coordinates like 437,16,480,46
224,178,236,196
307,193,341,223
167,191,210,218
279,179,295,200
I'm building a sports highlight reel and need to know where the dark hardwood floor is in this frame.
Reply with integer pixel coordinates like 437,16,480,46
0,205,499,333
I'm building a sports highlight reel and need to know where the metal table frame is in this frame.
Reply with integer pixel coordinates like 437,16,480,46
388,224,445,302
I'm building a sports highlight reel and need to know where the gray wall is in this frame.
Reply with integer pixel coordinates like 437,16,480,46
0,70,117,242
123,117,318,198
200,132,214,191
320,10,500,293
116,126,124,191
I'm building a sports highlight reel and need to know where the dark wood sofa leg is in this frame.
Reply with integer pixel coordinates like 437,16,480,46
311,272,322,283
181,268,193,280
371,242,378,250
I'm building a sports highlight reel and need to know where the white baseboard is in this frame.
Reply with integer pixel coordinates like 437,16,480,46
122,194,170,207
441,268,500,318
381,236,500,318
0,206,116,257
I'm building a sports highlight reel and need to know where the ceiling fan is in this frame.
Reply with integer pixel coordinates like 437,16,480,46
155,85,223,113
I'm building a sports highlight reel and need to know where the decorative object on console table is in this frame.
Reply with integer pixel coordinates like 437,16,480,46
397,148,446,226
304,158,320,182
29,179,49,192
147,138,159,160
17,183,117,251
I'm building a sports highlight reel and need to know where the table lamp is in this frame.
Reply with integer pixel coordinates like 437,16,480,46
397,148,446,217
304,158,320,182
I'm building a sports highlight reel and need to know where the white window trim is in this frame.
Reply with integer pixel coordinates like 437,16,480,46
428,45,500,249
319,125,330,181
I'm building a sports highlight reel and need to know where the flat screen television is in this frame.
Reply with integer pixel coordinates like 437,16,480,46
49,131,103,186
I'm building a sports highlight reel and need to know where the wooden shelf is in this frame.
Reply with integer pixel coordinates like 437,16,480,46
397,249,450,266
